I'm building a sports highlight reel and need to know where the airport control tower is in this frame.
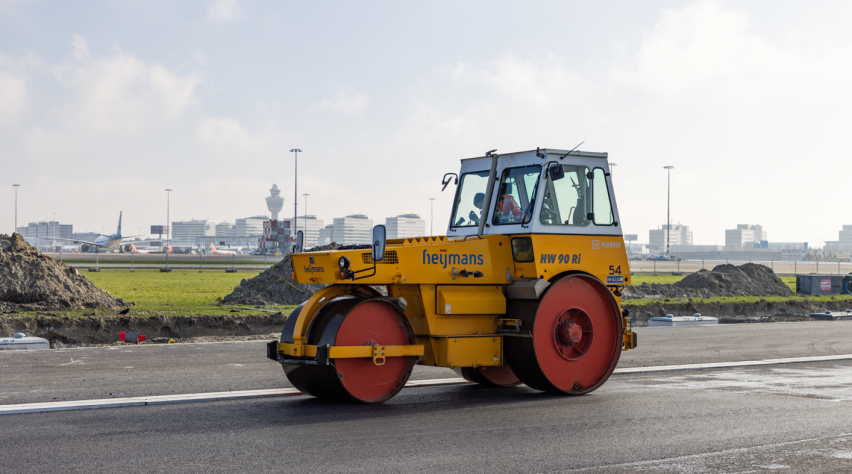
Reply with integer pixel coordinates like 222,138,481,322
266,184,285,220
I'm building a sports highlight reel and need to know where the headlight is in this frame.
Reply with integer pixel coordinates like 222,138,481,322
338,256,351,270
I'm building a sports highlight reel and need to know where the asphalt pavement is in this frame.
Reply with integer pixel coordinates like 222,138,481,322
3,321,852,472
3,321,852,405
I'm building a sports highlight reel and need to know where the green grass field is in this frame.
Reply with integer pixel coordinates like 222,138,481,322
75,270,296,316
29,270,832,317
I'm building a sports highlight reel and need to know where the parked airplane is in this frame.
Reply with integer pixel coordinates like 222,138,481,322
127,244,154,254
54,212,159,253
210,243,237,255
165,242,196,255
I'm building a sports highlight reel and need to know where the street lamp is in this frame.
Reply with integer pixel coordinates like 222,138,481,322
304,193,309,218
290,149,302,239
663,166,674,256
165,189,172,243
12,184,20,232
429,198,436,236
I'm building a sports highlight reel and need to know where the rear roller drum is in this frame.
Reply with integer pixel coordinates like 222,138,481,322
454,365,522,388
505,275,622,395
282,298,416,403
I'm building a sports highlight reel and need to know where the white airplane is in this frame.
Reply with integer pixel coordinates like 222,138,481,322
210,243,237,255
127,243,154,254
54,212,159,253
165,242,195,254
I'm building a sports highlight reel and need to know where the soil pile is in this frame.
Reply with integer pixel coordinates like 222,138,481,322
0,233,130,311
221,243,342,306
623,263,793,299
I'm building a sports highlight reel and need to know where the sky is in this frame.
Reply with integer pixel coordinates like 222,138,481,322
1,0,851,245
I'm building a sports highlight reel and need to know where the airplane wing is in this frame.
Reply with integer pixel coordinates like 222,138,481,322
121,239,165,245
50,237,104,246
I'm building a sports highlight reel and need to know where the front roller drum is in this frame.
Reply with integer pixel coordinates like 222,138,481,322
505,275,623,395
282,298,416,403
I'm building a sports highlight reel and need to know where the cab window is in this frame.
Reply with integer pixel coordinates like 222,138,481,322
450,171,489,227
540,164,615,226
592,167,614,225
540,164,590,226
492,165,541,225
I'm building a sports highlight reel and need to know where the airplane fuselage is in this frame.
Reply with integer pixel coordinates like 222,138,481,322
92,234,123,250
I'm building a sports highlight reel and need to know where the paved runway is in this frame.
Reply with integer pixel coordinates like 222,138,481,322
3,321,852,472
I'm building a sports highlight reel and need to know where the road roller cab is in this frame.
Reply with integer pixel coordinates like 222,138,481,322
269,147,636,403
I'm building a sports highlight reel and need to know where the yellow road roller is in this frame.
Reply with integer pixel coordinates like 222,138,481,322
267,147,637,403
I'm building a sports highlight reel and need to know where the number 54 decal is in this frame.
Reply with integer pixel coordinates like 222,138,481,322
607,265,624,285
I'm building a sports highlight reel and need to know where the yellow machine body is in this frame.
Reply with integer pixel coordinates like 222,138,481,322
283,233,634,369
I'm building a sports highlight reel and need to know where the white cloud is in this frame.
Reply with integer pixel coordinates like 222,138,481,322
314,87,368,115
194,116,283,158
49,36,207,136
206,0,243,22
0,71,26,126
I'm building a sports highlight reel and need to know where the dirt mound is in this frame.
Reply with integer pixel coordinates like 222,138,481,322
623,263,793,299
0,233,130,311
221,243,342,306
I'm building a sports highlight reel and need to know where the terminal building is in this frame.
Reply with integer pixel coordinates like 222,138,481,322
385,214,425,239
824,225,852,254
725,224,767,251
318,224,334,246
16,221,74,249
171,219,218,248
332,214,373,245
649,224,693,252
16,221,73,240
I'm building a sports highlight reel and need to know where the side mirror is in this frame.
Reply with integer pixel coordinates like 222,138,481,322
294,231,304,253
549,164,565,181
371,225,386,262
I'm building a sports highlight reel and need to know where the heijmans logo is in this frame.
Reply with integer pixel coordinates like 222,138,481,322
423,249,484,269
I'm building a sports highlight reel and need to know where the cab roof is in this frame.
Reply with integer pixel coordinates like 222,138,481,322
460,148,608,162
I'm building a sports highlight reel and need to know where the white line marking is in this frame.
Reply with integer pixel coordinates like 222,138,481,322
3,354,852,415
614,354,852,374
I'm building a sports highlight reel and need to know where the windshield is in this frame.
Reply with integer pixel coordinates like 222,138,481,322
450,171,489,227
492,165,541,225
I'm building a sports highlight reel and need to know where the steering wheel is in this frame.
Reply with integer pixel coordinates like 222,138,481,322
540,200,558,224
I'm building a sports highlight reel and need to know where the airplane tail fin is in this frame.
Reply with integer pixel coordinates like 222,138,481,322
117,212,123,236
131,243,138,252
210,243,217,252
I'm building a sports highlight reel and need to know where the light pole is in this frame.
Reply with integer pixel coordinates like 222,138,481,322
429,198,435,235
12,184,20,233
165,189,172,244
290,149,302,239
303,193,309,218
663,166,674,256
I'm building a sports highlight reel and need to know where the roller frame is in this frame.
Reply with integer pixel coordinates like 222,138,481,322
275,342,424,364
